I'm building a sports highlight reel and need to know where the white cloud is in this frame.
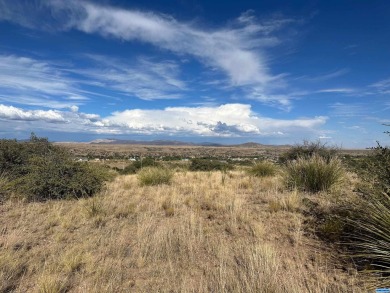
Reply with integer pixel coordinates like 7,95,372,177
317,88,355,94
0,104,66,123
69,105,79,112
63,1,275,87
106,104,262,136
0,103,327,137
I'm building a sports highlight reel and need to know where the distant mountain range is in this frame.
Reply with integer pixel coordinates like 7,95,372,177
89,139,266,147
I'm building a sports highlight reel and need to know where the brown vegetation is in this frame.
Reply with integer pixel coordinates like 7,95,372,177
0,170,371,292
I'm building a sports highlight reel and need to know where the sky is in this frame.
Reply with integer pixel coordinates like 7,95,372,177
0,0,389,147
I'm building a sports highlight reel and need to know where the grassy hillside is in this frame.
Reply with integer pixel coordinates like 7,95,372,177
1,169,373,292
2,137,389,292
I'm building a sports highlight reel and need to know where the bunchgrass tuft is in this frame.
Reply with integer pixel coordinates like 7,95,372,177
138,167,174,186
284,154,345,193
247,161,278,177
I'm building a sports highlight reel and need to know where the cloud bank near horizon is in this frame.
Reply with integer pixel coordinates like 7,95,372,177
0,103,327,138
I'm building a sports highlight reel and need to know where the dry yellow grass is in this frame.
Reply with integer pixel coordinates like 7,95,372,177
0,170,370,292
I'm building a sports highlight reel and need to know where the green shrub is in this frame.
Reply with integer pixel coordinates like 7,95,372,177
0,134,60,178
0,133,112,201
13,158,110,200
247,161,277,177
120,163,138,175
279,140,338,164
284,154,345,193
368,142,390,196
189,158,233,172
120,157,159,175
138,167,174,186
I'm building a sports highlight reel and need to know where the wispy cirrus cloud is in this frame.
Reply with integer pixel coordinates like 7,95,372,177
62,1,276,87
0,103,327,137
0,55,69,95
0,0,298,109
298,69,349,82
74,55,187,100
329,102,369,118
0,53,190,109
0,55,88,109
370,77,390,94
316,88,355,94
246,89,294,111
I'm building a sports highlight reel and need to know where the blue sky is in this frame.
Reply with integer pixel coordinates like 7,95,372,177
0,0,389,147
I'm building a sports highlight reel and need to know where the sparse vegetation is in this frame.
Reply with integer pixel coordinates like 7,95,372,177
1,137,387,291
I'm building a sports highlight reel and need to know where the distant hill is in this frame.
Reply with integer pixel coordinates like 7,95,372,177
88,139,277,147
235,142,264,148
89,139,229,147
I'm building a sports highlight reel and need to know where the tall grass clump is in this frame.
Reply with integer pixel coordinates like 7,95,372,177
247,161,278,177
285,154,344,193
138,167,174,186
